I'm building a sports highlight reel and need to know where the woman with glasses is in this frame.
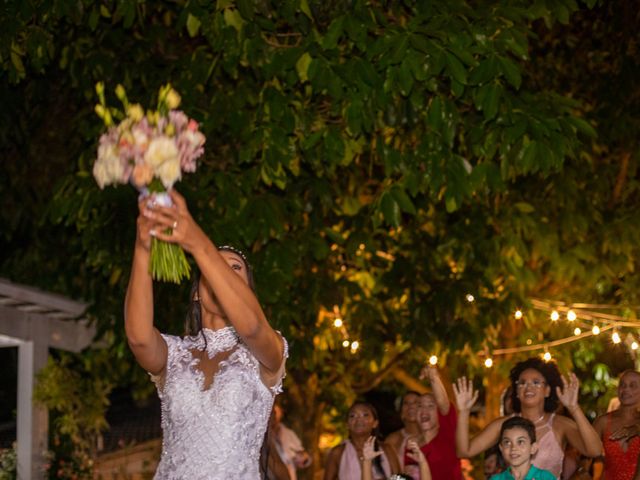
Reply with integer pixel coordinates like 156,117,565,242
453,357,602,478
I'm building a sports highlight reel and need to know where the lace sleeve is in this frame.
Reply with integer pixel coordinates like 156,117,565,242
149,333,182,395
270,333,289,395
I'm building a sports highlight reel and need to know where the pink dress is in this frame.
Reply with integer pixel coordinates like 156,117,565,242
532,413,564,478
338,439,391,480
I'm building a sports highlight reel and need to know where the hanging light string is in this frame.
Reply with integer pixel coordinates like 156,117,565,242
476,298,640,362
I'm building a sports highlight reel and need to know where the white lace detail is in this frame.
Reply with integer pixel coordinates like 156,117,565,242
151,327,287,479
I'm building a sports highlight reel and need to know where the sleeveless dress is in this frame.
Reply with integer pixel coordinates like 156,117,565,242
532,413,564,478
603,413,640,480
151,327,288,479
338,439,391,480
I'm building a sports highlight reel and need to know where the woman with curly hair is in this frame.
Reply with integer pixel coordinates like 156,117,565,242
453,357,602,478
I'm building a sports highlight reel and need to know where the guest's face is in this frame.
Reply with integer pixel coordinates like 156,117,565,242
401,393,420,424
499,427,537,470
417,394,439,431
618,372,640,406
516,369,550,408
347,404,378,436
484,453,498,479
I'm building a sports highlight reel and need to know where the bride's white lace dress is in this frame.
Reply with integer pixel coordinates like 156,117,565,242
151,326,287,479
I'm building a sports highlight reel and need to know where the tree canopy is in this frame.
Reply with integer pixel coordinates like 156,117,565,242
1,0,639,477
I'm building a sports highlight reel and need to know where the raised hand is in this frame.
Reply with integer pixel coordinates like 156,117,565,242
556,373,580,410
419,365,438,383
453,376,479,412
145,189,208,254
362,436,383,462
406,439,427,465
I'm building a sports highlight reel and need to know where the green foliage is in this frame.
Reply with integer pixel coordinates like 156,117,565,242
34,353,113,452
0,444,16,480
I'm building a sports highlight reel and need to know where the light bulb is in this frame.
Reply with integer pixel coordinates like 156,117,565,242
333,318,343,328
350,341,359,352
574,327,582,336
567,310,577,322
592,325,600,335
514,310,523,320
466,294,475,303
342,340,350,348
550,311,560,321
484,358,493,368
612,331,621,344
543,351,552,362
632,342,638,351
429,355,438,366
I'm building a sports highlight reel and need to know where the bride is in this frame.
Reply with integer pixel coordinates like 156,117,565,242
125,189,287,479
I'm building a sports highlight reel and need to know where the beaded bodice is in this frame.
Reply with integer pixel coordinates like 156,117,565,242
151,327,287,479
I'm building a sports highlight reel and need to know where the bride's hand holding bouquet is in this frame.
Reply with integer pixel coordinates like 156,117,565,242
141,189,209,256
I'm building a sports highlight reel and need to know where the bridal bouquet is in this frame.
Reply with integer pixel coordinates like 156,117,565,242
92,83,205,283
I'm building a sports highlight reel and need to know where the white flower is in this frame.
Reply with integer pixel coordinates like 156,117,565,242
157,157,182,189
144,136,179,168
94,144,125,188
182,129,205,150
93,161,109,189
132,128,149,152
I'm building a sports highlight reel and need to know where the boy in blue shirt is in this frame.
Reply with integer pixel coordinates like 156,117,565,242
491,417,556,480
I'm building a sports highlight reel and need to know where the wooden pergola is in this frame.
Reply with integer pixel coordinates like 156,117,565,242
0,278,95,479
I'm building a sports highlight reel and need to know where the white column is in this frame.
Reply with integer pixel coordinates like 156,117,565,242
16,339,33,480
17,338,48,480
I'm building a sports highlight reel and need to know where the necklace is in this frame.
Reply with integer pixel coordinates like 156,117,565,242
523,412,545,424
533,413,546,424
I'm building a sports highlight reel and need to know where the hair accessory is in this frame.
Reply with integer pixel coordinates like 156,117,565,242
218,245,250,266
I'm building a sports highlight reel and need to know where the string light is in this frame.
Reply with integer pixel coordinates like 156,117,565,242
429,355,438,366
515,310,523,320
350,341,359,353
342,340,350,348
333,318,343,328
543,350,552,362
466,294,475,303
474,298,640,359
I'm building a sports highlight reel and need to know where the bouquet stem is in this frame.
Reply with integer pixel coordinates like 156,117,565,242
146,187,190,283
149,236,191,283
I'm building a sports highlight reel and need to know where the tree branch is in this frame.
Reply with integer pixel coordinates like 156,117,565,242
609,151,630,208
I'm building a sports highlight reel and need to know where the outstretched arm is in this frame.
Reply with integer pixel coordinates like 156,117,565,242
406,439,431,480
453,376,504,457
421,365,450,415
124,196,167,375
148,190,284,373
557,373,603,457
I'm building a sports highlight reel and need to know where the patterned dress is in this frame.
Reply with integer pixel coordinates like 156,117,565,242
151,327,287,479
